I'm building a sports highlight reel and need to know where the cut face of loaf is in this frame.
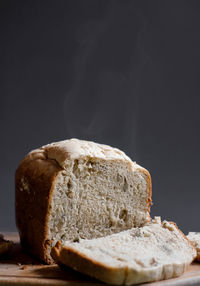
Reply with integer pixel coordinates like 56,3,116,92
51,218,197,285
50,158,150,243
15,138,151,263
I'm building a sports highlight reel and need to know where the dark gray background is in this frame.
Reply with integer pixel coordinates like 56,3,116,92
1,0,200,234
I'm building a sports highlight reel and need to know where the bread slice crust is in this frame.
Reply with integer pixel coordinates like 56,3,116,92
51,240,126,285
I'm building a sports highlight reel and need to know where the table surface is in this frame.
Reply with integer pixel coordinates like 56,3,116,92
1,232,200,286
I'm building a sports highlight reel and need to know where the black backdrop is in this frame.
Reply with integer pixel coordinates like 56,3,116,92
1,0,200,233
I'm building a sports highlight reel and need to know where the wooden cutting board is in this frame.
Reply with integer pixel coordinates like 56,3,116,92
1,233,200,286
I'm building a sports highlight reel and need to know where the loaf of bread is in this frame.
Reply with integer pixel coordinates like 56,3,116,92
51,217,196,285
15,138,152,263
187,232,200,261
0,235,13,255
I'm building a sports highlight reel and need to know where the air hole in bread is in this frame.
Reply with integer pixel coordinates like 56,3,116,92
119,209,128,221
123,178,128,192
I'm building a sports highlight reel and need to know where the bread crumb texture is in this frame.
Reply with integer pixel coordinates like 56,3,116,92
49,157,150,243
47,140,151,243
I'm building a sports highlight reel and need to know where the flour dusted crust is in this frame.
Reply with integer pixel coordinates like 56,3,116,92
187,232,200,261
51,219,196,285
44,138,133,165
16,139,152,264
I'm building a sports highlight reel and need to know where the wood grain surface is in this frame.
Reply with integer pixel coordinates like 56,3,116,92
0,233,200,286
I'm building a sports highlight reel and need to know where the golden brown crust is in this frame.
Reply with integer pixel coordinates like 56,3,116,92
51,242,125,285
137,168,152,222
15,152,62,264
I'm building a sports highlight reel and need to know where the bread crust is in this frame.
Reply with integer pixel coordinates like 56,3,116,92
138,168,152,220
51,241,126,285
15,151,62,263
15,139,152,264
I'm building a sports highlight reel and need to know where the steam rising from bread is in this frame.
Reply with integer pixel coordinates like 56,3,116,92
63,2,149,157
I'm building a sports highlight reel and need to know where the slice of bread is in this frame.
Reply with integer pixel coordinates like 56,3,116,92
51,218,196,285
15,138,152,263
187,232,200,261
0,235,13,255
